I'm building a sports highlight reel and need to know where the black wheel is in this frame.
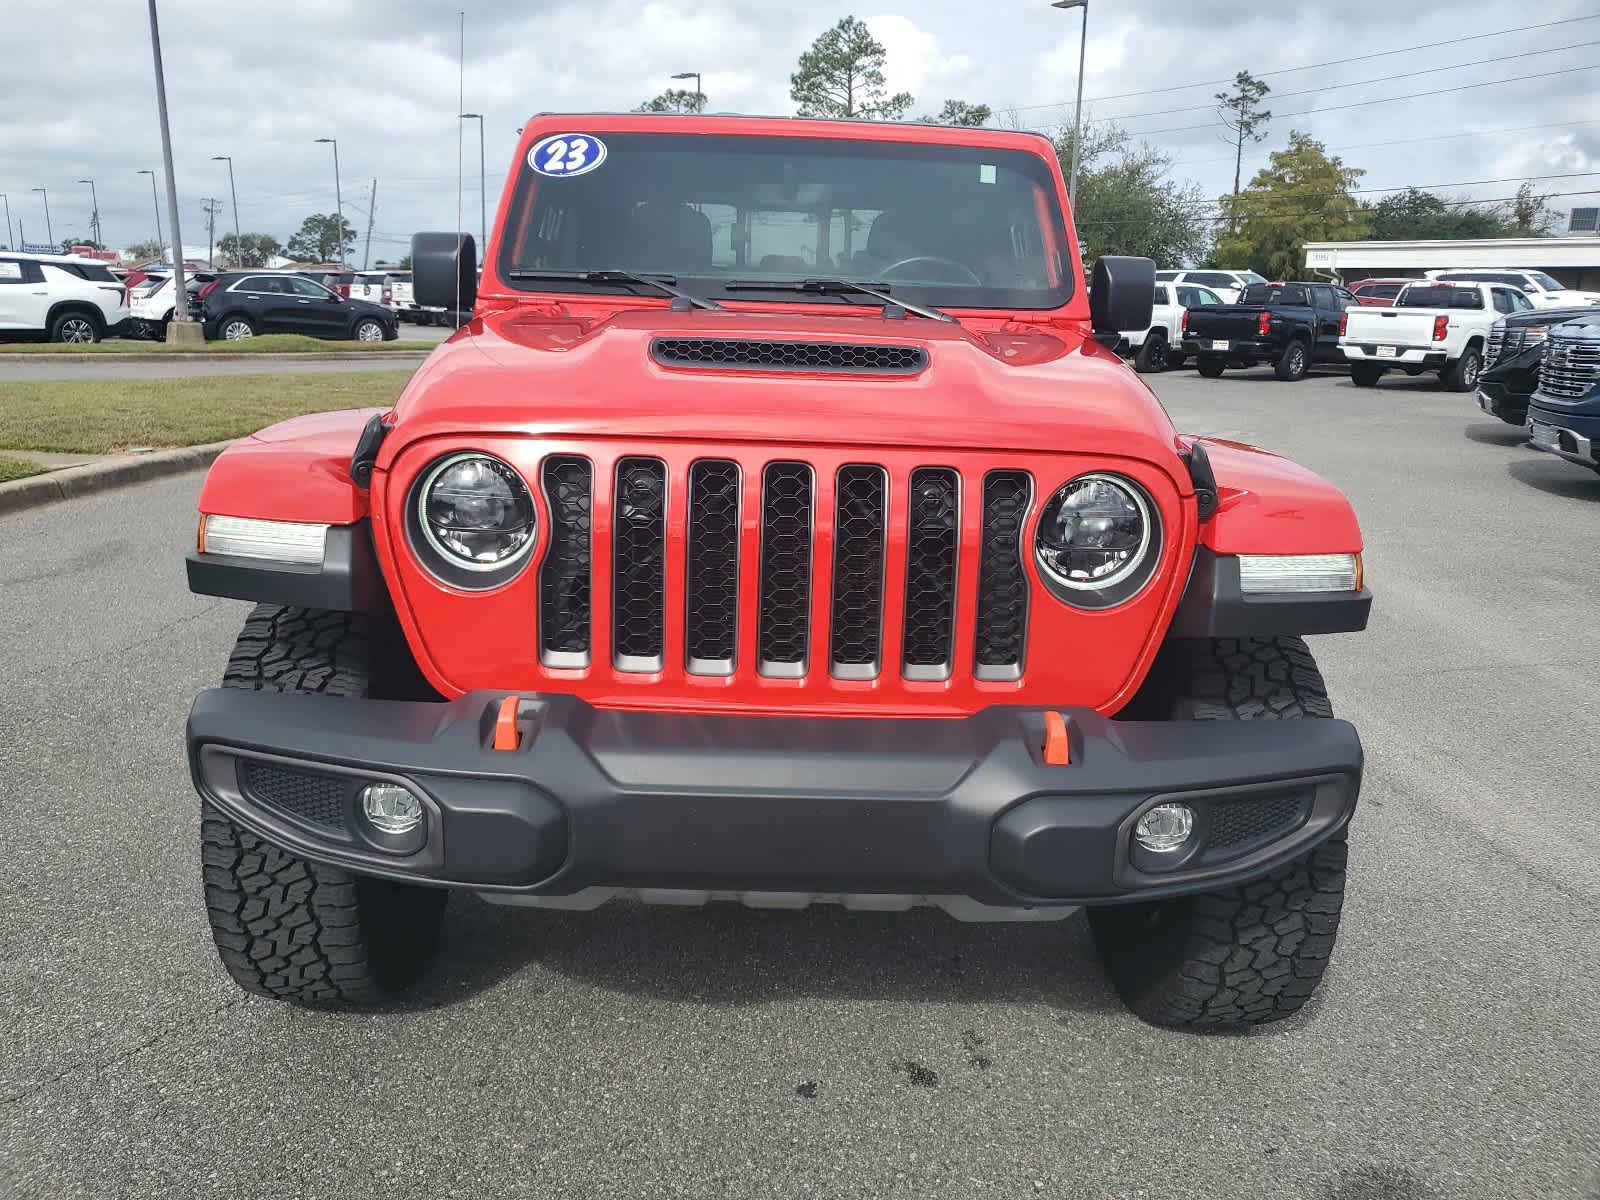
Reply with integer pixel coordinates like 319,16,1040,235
218,315,255,341
202,605,446,1007
1442,346,1482,392
1196,355,1226,378
49,309,101,344
1090,637,1349,1030
1133,333,1170,374
1273,339,1309,382
353,317,386,342
1350,362,1384,388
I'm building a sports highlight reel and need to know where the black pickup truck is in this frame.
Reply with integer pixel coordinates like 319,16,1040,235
1181,280,1355,381
1477,305,1598,425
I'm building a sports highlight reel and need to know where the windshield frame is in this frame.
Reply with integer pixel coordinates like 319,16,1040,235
490,125,1077,313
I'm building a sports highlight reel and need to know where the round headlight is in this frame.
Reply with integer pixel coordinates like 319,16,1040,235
1035,474,1156,601
414,452,535,578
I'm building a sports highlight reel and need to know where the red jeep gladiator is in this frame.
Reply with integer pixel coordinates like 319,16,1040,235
185,114,1370,1030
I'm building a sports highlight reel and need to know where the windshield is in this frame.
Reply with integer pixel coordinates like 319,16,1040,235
1528,271,1563,291
1238,271,1267,285
498,132,1072,310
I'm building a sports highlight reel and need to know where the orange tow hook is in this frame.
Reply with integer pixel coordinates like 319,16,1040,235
1042,711,1072,766
493,695,523,751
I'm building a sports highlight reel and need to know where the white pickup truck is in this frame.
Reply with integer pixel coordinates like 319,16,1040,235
1121,280,1224,372
1340,280,1536,390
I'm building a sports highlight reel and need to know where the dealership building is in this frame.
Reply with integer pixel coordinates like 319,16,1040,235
1302,235,1600,291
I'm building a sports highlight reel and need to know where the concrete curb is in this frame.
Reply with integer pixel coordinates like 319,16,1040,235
0,441,232,517
0,351,430,365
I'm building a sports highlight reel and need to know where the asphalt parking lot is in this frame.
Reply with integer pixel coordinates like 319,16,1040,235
3,363,1598,1200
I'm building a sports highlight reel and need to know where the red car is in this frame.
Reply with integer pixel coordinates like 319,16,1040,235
1349,277,1416,306
183,114,1371,1030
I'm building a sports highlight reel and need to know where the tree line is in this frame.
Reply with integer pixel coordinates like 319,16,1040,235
123,212,362,267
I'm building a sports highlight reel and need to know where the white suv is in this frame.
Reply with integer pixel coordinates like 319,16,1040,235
0,253,129,342
1426,269,1600,309
1154,269,1266,305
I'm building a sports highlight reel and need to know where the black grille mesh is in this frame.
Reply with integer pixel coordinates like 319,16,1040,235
241,761,346,831
902,468,959,672
758,462,813,670
612,457,667,666
973,470,1032,671
685,460,741,670
539,456,593,663
829,466,887,672
653,338,927,374
1207,791,1313,852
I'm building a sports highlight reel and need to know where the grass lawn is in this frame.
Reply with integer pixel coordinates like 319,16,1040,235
0,372,409,455
0,455,48,483
0,334,436,355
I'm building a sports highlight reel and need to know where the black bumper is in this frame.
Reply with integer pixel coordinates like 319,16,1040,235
187,689,1362,909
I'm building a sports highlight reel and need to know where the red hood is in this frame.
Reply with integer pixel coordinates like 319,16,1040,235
383,306,1186,482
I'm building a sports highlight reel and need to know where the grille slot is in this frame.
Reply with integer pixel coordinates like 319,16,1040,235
901,467,959,680
829,465,888,678
539,456,593,668
757,462,814,676
1540,332,1600,399
612,457,667,671
653,337,927,374
240,761,347,832
973,470,1033,680
1485,325,1505,367
1206,790,1313,854
685,460,741,675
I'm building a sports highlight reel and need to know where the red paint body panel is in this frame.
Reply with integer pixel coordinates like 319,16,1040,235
1190,438,1364,555
198,408,380,524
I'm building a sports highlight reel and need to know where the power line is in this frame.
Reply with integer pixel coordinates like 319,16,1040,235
1170,119,1600,170
1010,13,1600,112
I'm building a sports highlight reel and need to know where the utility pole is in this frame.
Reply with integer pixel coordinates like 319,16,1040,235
203,197,221,268
363,178,377,270
314,138,344,264
0,194,13,251
1051,0,1089,210
146,0,198,339
212,156,240,264
78,179,101,246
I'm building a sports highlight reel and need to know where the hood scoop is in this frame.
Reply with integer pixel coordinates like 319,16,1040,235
651,337,927,375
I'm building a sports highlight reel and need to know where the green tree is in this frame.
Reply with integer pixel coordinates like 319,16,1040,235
1213,131,1367,279
924,99,991,127
61,238,105,253
635,88,706,114
1505,181,1562,236
1365,187,1509,241
217,232,283,268
284,213,356,264
127,238,164,262
790,16,913,119
1215,70,1272,214
1059,122,1211,266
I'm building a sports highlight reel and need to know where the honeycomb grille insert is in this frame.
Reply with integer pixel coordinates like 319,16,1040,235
1206,791,1313,853
539,456,593,667
901,467,959,678
757,462,814,675
829,466,888,677
685,460,741,674
612,457,667,670
652,338,927,374
973,470,1032,678
240,761,347,832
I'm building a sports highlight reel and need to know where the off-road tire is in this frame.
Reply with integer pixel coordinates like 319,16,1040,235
1273,338,1309,382
1091,636,1349,1029
201,604,446,1006
1442,345,1482,393
1134,332,1169,374
1196,355,1226,378
1350,362,1384,388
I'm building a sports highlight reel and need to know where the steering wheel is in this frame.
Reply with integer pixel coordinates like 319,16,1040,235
880,256,982,286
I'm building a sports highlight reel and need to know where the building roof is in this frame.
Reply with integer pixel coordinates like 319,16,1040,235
1304,237,1600,272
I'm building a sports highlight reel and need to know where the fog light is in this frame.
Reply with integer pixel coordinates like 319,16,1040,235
1134,803,1194,854
360,783,423,835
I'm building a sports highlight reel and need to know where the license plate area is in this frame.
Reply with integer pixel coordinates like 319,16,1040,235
1376,345,1398,358
1210,340,1229,351
1529,421,1560,450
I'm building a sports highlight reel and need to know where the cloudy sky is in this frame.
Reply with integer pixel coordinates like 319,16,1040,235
5,0,1597,260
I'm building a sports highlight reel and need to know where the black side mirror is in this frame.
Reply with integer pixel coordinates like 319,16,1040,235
413,232,477,310
1089,256,1156,344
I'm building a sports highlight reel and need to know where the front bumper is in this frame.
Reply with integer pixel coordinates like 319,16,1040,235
1527,404,1600,468
187,689,1362,910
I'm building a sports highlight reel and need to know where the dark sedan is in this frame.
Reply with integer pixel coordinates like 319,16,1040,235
197,271,399,342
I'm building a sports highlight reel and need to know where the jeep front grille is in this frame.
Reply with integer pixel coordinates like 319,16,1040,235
533,453,1038,684
1540,331,1600,399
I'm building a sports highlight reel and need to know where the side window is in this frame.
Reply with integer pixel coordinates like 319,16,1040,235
1191,272,1233,288
1310,285,1333,309
1491,289,1513,315
1509,290,1534,312
1193,287,1221,306
287,276,333,298
1334,288,1355,308
1278,285,1308,306
0,259,24,285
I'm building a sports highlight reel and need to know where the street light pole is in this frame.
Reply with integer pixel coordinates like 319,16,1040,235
671,70,703,112
77,179,100,246
32,187,53,247
146,0,195,333
212,156,240,265
0,194,13,251
315,138,344,265
138,169,164,258
460,113,485,257
1051,0,1089,209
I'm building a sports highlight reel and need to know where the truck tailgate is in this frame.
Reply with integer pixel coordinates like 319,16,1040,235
1343,307,1437,346
1184,306,1267,342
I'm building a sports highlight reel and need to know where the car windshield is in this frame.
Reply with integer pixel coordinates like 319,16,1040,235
1238,272,1267,285
1528,271,1563,291
498,132,1072,310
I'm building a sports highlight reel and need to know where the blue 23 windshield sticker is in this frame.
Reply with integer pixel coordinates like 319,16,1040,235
527,134,608,178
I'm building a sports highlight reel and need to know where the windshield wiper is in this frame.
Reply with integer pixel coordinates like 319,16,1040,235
506,268,724,311
724,278,956,323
